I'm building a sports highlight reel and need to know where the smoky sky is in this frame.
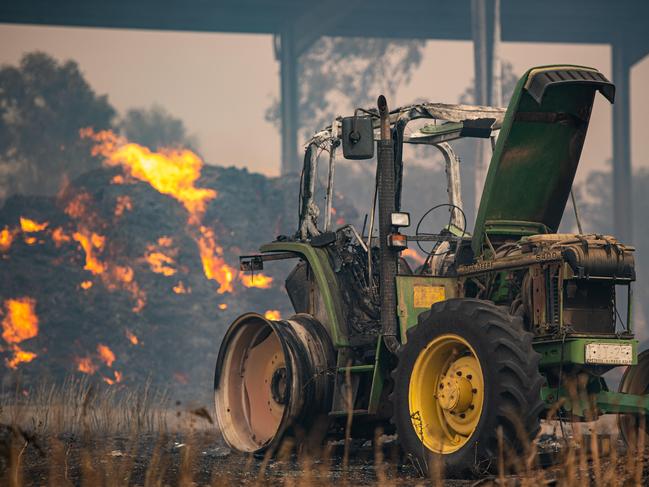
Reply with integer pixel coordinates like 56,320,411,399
1,23,648,180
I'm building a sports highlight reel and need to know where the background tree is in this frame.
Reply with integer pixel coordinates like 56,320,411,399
575,165,649,344
266,37,425,143
120,104,198,151
0,52,115,199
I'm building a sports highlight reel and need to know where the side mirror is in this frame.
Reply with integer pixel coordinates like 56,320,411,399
341,116,374,160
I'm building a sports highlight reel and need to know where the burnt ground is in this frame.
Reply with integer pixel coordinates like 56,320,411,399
6,430,439,487
6,428,649,486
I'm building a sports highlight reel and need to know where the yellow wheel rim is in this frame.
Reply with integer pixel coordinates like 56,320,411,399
408,333,484,454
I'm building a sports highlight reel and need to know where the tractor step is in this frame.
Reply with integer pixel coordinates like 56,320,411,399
337,365,374,374
328,409,369,417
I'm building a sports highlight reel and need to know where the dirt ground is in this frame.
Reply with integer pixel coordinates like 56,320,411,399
5,428,649,486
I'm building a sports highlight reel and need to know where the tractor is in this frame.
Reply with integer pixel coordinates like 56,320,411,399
214,65,649,477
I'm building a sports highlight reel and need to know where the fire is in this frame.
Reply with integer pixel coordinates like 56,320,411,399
240,273,273,289
73,231,106,274
0,226,14,252
51,227,71,246
85,129,216,218
64,192,94,219
145,251,176,276
125,329,139,345
109,266,146,312
63,189,146,311
114,195,133,217
6,348,37,369
19,217,48,233
1,297,40,369
104,370,123,385
264,310,281,320
173,281,189,294
84,129,237,294
80,280,93,290
97,344,116,367
2,298,39,345
402,248,426,266
76,356,98,375
144,238,178,276
197,226,235,294
218,303,228,310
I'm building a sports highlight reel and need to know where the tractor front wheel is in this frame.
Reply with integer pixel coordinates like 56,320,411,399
391,298,545,478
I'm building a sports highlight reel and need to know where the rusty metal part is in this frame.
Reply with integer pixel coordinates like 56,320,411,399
214,313,334,453
376,95,399,353
456,251,563,276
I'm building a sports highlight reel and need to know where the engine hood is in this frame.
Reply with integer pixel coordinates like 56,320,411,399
471,65,615,256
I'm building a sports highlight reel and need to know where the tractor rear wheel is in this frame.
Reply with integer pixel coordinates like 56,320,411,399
214,313,334,454
391,298,545,478
618,349,649,447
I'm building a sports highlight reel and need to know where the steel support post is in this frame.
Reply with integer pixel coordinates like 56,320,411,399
470,0,501,218
612,43,633,242
278,28,300,175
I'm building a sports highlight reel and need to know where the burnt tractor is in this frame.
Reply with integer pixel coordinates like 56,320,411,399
214,65,648,477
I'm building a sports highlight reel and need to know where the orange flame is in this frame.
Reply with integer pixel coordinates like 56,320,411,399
114,195,133,218
73,231,106,274
264,310,281,320
144,238,178,277
76,356,97,375
1,298,39,369
103,370,123,385
109,266,146,312
0,226,14,252
85,129,216,218
20,217,48,233
2,298,39,345
63,189,146,310
80,280,93,290
125,329,139,345
240,273,273,289
84,129,237,294
51,227,71,246
97,343,116,367
402,248,426,266
218,303,228,310
197,226,234,294
6,347,37,369
173,281,189,294
145,251,177,276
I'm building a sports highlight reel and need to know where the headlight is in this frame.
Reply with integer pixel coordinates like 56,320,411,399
390,212,410,228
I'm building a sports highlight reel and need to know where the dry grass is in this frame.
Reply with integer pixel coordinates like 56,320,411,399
0,379,648,486
1,376,169,436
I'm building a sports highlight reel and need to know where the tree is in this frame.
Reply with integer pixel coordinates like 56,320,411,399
0,52,115,199
575,165,649,344
120,104,198,151
459,60,520,106
266,37,425,143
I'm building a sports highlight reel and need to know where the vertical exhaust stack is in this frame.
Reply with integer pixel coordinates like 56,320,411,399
377,95,399,352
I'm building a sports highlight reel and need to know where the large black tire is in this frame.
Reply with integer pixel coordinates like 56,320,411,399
391,298,545,478
618,349,649,447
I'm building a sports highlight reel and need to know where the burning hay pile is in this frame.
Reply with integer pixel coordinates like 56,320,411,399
0,130,355,402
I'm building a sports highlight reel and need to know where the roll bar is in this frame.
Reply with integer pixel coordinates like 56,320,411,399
297,102,506,241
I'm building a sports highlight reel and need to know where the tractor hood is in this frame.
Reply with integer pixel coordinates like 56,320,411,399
471,65,615,256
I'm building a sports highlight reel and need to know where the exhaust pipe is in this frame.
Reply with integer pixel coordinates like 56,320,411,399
377,95,399,353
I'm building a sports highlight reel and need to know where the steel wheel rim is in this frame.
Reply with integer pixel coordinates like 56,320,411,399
408,333,484,454
215,319,288,451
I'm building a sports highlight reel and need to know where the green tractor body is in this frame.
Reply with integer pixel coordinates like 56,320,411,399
214,65,647,476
